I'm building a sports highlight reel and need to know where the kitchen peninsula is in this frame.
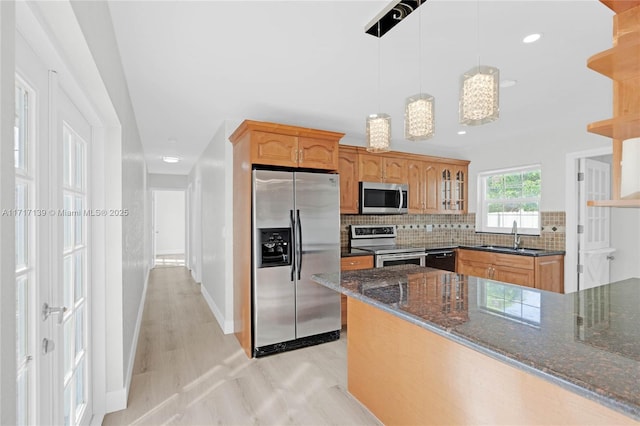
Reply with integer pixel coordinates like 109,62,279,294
312,265,640,425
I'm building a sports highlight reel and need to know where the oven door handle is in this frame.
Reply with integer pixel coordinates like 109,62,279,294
379,252,429,260
428,251,454,258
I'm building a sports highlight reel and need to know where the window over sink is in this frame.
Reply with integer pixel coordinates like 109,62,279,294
476,165,541,235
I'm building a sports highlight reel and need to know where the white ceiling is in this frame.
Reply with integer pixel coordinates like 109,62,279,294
107,1,614,175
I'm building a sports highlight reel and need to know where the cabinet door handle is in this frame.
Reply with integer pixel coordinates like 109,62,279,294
293,149,298,162
299,149,304,163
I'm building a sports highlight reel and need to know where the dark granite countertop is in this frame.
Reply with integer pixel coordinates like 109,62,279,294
343,244,564,258
341,249,374,258
312,265,640,421
423,244,458,251
458,245,565,257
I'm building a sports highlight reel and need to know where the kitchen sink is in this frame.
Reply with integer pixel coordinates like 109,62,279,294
475,245,546,255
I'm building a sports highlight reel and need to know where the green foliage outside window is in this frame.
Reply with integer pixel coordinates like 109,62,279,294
486,170,540,213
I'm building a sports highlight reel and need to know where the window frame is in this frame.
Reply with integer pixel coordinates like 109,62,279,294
476,164,542,236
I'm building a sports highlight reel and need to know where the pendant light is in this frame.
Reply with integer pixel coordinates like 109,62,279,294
405,0,435,140
367,22,391,153
459,0,499,125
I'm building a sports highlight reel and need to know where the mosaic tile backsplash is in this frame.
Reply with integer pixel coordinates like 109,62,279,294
341,211,566,251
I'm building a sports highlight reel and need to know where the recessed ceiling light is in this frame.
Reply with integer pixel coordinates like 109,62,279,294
500,79,518,88
523,33,542,44
457,130,467,135
162,156,180,163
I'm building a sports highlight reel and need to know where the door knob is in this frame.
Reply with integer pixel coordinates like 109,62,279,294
42,303,67,324
606,255,615,260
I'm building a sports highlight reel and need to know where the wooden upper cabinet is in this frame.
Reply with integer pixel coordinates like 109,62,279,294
338,147,359,214
439,164,467,214
358,154,407,183
340,145,469,214
408,161,440,213
298,136,339,170
358,154,384,182
384,158,408,183
408,161,424,212
229,120,344,171
251,131,298,168
424,164,439,212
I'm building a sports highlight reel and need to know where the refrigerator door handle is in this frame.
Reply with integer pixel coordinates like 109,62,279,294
290,209,296,281
296,209,302,280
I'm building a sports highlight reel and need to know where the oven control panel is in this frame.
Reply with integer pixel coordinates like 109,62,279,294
351,225,397,239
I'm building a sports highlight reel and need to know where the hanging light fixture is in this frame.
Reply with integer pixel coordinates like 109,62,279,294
459,0,499,125
367,22,391,153
405,0,435,140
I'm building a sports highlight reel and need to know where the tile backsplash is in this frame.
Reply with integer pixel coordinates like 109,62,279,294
341,211,566,251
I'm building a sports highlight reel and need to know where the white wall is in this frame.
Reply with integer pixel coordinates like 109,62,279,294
0,2,16,424
188,119,237,333
154,190,185,255
70,0,150,412
148,173,187,190
464,126,611,213
610,208,640,281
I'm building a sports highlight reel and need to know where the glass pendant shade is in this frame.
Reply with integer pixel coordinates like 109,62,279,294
366,113,391,153
405,93,435,140
459,65,500,125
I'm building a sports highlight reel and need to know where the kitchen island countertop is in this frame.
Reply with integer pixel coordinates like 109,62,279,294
312,265,640,421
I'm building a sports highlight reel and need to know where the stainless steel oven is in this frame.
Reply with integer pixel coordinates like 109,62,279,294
376,251,427,268
349,225,426,268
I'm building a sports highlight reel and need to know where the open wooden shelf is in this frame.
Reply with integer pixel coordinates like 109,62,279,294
601,0,640,13
587,38,640,80
587,115,640,139
587,199,640,207
588,1,640,208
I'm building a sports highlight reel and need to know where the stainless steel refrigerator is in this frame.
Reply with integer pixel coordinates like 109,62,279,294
252,169,341,357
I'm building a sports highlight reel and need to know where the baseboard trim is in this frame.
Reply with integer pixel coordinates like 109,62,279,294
104,387,127,414
89,413,105,426
109,267,150,413
155,249,185,256
201,283,234,334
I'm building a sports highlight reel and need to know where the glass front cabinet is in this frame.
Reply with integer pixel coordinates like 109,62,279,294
440,166,466,213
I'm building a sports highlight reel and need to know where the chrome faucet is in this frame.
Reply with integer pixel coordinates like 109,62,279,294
512,220,521,250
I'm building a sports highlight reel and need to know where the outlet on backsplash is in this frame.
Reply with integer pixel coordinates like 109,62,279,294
340,212,566,251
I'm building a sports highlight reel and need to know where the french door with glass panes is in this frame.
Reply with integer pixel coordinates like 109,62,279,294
60,120,90,426
15,75,36,426
15,36,93,425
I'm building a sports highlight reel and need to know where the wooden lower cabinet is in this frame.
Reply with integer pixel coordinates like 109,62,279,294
347,297,636,425
535,255,565,293
340,255,374,327
457,249,564,293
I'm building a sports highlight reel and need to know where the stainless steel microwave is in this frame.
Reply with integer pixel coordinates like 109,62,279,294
359,182,408,214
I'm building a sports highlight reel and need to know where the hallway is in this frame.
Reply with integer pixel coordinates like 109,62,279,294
103,267,379,425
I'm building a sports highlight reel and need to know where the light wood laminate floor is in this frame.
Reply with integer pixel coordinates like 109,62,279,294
103,266,380,425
